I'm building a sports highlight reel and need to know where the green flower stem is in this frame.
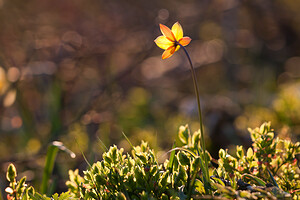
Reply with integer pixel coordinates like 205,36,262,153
178,43,210,193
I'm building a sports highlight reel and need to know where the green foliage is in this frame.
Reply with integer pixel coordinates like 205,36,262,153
5,122,300,199
215,122,299,199
5,164,75,200
6,164,17,183
65,141,202,199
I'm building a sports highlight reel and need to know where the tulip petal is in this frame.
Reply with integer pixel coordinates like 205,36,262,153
160,24,175,41
162,46,176,59
179,36,191,46
154,36,174,50
172,22,183,41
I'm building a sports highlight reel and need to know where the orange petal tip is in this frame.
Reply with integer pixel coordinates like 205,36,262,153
179,36,192,46
159,24,175,41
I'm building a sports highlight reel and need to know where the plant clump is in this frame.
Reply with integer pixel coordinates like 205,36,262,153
5,122,300,199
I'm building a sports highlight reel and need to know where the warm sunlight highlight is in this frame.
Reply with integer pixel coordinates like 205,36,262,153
154,22,191,59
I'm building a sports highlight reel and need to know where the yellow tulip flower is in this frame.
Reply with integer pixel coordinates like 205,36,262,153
154,22,191,59
154,22,211,194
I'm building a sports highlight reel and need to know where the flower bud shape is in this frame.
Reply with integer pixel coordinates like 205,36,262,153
6,164,17,182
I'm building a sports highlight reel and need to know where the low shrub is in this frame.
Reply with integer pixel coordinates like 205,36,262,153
5,122,300,199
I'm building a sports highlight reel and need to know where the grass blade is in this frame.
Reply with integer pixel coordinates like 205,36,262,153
122,131,135,150
75,139,91,168
166,147,197,158
96,136,109,152
242,174,266,186
168,142,176,172
267,168,279,187
41,141,75,195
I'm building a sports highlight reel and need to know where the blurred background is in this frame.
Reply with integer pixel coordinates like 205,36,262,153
0,0,300,194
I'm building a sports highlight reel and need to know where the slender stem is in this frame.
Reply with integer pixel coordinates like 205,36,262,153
178,43,210,193
178,45,205,150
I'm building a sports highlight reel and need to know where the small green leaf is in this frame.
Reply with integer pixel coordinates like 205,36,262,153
192,131,200,149
6,164,17,182
110,146,118,161
52,193,59,200
103,154,113,165
87,191,98,199
175,165,187,186
219,149,226,159
116,192,126,200
194,179,205,193
134,167,144,186
211,177,225,186
239,190,251,198
236,145,244,158
161,193,168,200
158,171,169,187
29,192,50,200
191,157,201,172
135,153,147,164
95,174,106,185
16,176,26,194
177,152,190,166
27,186,35,196
246,147,253,158
178,125,190,144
